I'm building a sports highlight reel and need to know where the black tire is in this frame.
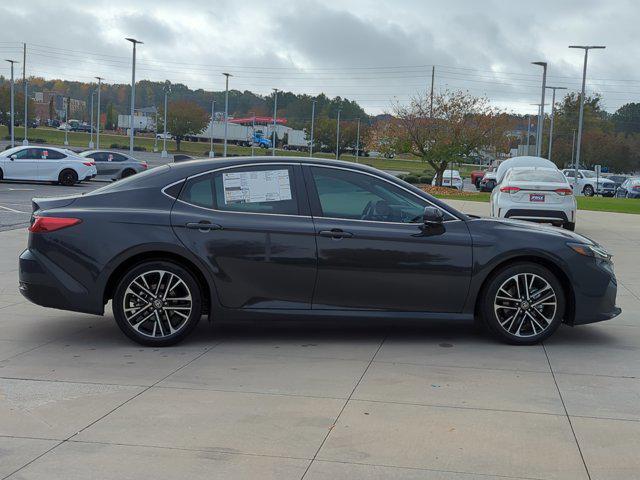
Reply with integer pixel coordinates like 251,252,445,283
113,261,202,346
58,169,78,186
583,185,594,197
480,262,565,345
121,168,136,179
0,168,3,181
563,222,576,231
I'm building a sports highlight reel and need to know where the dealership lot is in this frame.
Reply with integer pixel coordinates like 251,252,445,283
0,197,639,479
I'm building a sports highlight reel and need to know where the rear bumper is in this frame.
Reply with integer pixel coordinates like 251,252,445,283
504,208,570,224
19,248,102,315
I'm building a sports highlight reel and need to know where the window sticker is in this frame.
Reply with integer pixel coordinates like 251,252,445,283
222,169,292,204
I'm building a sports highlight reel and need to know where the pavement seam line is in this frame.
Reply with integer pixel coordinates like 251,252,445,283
299,334,387,480
542,343,592,480
0,341,222,479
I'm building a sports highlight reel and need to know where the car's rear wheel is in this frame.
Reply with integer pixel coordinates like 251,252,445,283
583,185,594,197
58,169,78,186
113,261,202,346
121,168,136,178
481,262,565,345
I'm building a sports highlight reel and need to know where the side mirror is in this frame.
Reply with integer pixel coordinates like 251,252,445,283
423,206,444,226
9,154,16,160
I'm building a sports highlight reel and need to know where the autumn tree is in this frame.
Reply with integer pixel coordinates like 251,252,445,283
163,100,209,151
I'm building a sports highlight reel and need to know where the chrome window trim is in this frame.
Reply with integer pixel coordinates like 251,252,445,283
164,161,461,224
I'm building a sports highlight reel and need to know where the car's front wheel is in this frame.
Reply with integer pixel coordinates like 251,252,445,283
113,261,202,346
481,262,565,345
583,185,594,197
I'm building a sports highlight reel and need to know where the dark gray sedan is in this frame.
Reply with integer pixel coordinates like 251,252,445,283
616,177,640,198
80,150,148,180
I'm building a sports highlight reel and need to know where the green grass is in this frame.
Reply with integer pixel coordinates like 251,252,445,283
2,126,427,174
431,190,640,215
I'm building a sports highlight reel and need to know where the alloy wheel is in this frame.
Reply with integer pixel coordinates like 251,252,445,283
122,269,193,339
493,273,557,338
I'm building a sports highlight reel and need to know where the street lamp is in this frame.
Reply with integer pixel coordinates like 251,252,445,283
545,86,567,162
355,117,361,162
272,88,278,156
309,100,316,157
125,38,143,155
222,73,232,157
95,77,103,149
209,98,215,158
5,59,17,148
532,61,547,157
22,43,28,146
89,89,95,148
335,108,342,160
569,45,605,188
161,81,171,158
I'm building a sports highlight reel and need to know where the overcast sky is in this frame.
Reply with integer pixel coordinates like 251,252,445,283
2,0,639,116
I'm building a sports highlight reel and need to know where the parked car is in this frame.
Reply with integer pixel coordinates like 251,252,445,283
479,171,498,192
491,167,576,230
156,132,173,140
616,177,640,198
19,157,620,347
80,150,147,180
432,169,463,190
0,146,96,185
605,174,629,189
75,124,94,133
470,170,486,189
57,123,72,131
562,169,617,197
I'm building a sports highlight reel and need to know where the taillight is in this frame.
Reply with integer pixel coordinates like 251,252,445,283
29,216,82,233
633,186,640,192
500,186,521,193
555,188,574,196
141,162,148,169
82,161,94,167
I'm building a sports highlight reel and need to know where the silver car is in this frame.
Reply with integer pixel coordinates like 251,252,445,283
79,150,148,180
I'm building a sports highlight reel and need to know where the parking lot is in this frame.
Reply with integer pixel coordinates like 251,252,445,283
1,191,639,479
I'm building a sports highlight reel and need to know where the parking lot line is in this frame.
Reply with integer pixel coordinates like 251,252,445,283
0,205,28,214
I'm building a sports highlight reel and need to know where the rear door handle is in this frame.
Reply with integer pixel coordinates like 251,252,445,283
185,221,223,232
318,229,353,239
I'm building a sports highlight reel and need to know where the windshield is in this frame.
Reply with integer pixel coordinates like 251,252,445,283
582,171,596,178
509,169,566,183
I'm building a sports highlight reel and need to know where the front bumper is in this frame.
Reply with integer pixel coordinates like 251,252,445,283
570,259,621,326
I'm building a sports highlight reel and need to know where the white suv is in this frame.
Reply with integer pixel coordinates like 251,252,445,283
432,169,463,190
562,169,616,197
491,167,577,230
0,146,97,186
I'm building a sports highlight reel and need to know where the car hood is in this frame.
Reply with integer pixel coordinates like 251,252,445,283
469,216,595,245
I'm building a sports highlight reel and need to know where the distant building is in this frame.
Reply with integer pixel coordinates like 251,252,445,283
33,91,86,122
117,106,157,131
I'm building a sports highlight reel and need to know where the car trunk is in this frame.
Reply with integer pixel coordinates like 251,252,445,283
503,181,570,205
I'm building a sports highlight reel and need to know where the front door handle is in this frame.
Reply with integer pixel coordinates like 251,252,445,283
318,228,353,239
185,221,223,232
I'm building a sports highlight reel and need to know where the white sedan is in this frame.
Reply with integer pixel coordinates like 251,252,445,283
432,169,463,190
0,146,97,186
491,167,577,230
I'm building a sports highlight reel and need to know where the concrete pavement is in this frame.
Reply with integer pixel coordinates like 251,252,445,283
0,203,639,479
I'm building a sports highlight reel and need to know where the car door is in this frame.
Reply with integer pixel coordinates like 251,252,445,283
37,148,67,181
304,165,472,312
3,147,40,180
102,152,127,176
171,163,318,310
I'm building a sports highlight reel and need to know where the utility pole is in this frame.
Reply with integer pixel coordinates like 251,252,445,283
272,88,278,156
429,65,435,117
5,59,17,148
355,117,361,162
335,108,341,160
126,38,143,155
532,61,547,157
95,77,103,149
64,96,69,146
23,43,28,146
569,45,605,188
545,86,567,162
223,73,232,157
209,98,215,158
161,82,170,158
89,90,95,148
309,99,316,157
251,113,256,157
525,114,531,155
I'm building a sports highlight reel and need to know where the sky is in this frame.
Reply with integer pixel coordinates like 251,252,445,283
1,0,639,116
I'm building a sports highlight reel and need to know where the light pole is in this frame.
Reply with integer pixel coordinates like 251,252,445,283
95,77,102,149
5,59,17,148
22,43,28,146
64,96,69,146
355,117,361,162
209,98,215,158
161,82,170,158
309,99,316,157
525,114,531,155
222,73,232,157
545,86,567,162
126,38,143,155
272,88,278,156
251,113,256,157
532,61,547,157
569,45,605,187
89,89,95,148
153,105,158,152
335,108,341,160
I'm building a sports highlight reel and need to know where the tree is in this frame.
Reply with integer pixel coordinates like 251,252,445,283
164,100,209,151
612,102,640,135
105,102,117,130
374,90,509,184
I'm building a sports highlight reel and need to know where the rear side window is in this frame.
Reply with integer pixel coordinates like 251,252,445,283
180,166,299,215
510,170,566,183
45,149,66,160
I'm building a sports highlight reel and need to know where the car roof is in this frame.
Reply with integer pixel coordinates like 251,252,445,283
509,166,560,172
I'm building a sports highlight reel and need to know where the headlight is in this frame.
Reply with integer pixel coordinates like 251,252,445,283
567,242,612,261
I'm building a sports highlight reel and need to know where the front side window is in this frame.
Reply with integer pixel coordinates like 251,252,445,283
180,166,299,215
14,148,41,160
310,166,429,223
